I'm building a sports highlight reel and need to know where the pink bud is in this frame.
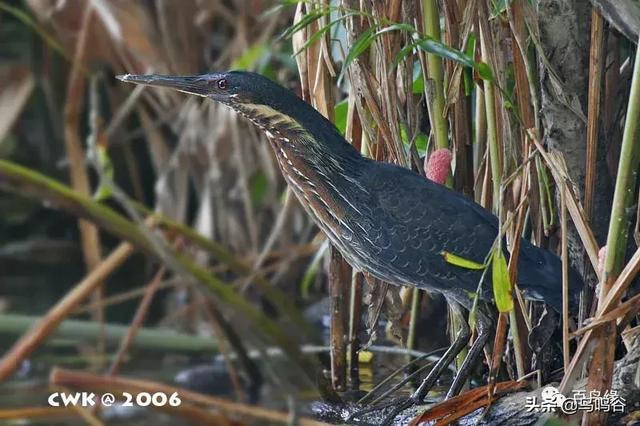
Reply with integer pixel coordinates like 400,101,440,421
425,148,453,185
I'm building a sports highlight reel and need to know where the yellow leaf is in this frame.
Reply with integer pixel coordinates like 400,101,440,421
441,251,486,270
358,350,373,364
491,250,513,312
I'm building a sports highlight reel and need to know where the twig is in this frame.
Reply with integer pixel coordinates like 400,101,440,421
108,267,165,376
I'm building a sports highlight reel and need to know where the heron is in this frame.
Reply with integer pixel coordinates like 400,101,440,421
118,71,583,424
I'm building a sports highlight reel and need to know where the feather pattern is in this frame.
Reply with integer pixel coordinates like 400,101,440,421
219,72,583,312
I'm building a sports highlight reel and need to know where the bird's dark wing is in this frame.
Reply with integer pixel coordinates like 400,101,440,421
350,161,499,300
347,161,582,312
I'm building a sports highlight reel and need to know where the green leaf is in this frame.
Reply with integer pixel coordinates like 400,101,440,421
393,40,421,67
231,42,268,70
412,71,424,94
400,124,428,157
477,62,494,81
249,171,268,206
417,37,475,68
463,33,477,96
93,146,114,201
339,26,376,83
294,12,358,56
491,249,513,313
351,23,417,68
400,125,409,145
374,23,416,37
442,251,486,270
280,8,326,40
414,133,428,156
413,35,494,83
334,99,348,135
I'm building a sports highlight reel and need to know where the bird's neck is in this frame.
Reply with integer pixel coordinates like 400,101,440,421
227,100,369,255
229,101,364,175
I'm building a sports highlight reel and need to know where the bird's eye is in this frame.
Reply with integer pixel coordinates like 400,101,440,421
217,79,228,90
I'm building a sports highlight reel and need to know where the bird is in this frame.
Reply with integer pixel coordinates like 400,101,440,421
118,71,583,423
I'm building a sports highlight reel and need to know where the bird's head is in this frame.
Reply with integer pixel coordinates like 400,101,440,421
117,71,288,109
117,70,362,164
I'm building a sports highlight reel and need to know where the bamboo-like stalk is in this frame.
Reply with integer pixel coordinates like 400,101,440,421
506,185,530,380
422,0,465,374
0,314,217,353
478,15,501,211
474,85,487,201
478,0,529,389
422,0,449,151
584,36,640,426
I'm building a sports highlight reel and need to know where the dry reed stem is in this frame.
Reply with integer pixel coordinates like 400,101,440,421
560,181,570,371
487,312,509,402
296,2,349,391
410,380,527,425
0,406,76,422
328,247,349,390
584,10,605,220
62,0,105,334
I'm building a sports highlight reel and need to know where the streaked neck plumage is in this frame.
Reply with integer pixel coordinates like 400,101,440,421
223,91,365,179
220,91,369,260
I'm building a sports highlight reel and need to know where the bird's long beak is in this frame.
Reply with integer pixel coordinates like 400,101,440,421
116,74,210,97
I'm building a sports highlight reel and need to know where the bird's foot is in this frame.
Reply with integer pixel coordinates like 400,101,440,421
346,394,424,426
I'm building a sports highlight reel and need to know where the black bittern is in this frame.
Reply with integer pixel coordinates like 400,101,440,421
118,71,582,424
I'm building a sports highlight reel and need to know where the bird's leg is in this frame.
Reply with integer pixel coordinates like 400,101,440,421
445,310,491,398
373,303,471,425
